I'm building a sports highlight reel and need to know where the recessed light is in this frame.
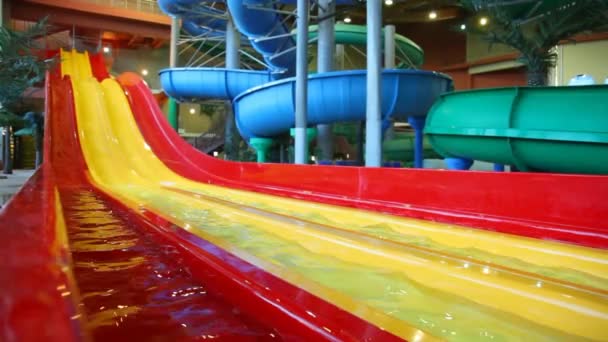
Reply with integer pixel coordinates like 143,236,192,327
102,46,110,54
428,11,438,20
344,16,352,23
189,108,196,114
384,0,393,5
479,17,488,26
141,69,149,76
460,24,466,30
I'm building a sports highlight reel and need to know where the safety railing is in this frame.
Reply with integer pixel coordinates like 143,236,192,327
71,0,164,16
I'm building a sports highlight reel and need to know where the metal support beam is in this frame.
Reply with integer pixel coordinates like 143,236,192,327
225,17,240,69
365,0,382,167
336,44,345,69
316,0,335,161
408,116,425,168
169,17,179,68
383,25,395,142
384,25,395,68
225,16,240,160
168,16,179,130
294,0,309,164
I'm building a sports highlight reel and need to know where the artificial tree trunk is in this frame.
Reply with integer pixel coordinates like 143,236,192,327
527,69,548,87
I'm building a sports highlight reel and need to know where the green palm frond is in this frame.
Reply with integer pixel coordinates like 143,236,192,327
460,0,608,83
0,18,55,117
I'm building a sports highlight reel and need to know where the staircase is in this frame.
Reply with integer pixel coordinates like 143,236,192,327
191,113,225,154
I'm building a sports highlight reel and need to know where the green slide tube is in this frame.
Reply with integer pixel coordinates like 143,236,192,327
383,132,440,164
425,85,608,174
306,24,424,68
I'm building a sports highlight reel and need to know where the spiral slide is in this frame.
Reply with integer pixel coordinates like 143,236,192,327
2,48,608,340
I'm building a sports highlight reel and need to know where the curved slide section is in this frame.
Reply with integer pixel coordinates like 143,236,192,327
158,0,227,38
59,49,608,341
160,68,273,101
234,69,451,139
227,0,296,75
425,86,608,174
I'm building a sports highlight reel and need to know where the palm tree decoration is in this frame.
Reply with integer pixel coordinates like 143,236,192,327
461,0,608,86
0,18,54,173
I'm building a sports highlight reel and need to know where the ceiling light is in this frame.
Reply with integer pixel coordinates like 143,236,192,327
479,17,488,26
428,11,437,20
189,108,196,114
141,69,149,76
344,16,352,23
384,0,394,5
102,46,110,54
460,24,466,30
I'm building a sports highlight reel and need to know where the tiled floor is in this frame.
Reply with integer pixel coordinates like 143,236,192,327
0,169,36,207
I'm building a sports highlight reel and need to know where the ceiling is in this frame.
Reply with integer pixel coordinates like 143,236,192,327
11,0,469,51
337,0,468,24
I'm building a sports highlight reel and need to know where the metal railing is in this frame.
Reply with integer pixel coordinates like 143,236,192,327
71,0,164,16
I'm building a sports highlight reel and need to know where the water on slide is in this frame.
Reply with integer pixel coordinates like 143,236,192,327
60,50,608,341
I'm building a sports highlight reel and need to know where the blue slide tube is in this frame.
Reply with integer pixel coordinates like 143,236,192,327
160,68,451,141
158,0,227,38
160,68,274,101
233,69,451,140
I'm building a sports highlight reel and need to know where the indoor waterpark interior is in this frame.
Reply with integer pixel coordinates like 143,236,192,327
1,0,607,341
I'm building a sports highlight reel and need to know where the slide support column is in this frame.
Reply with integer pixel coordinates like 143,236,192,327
225,17,240,69
224,17,241,160
365,0,382,167
250,138,274,163
294,0,309,164
445,157,474,171
316,0,335,162
168,16,179,130
384,25,395,68
383,25,395,141
408,116,425,168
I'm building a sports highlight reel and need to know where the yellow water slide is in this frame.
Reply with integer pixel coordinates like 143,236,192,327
60,49,608,341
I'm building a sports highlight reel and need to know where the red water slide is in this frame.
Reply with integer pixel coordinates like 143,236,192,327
116,71,608,249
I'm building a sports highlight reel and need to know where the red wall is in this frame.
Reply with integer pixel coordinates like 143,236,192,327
470,67,527,88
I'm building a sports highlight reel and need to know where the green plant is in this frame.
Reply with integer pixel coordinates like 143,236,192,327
1,18,55,173
0,19,55,112
461,0,608,85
